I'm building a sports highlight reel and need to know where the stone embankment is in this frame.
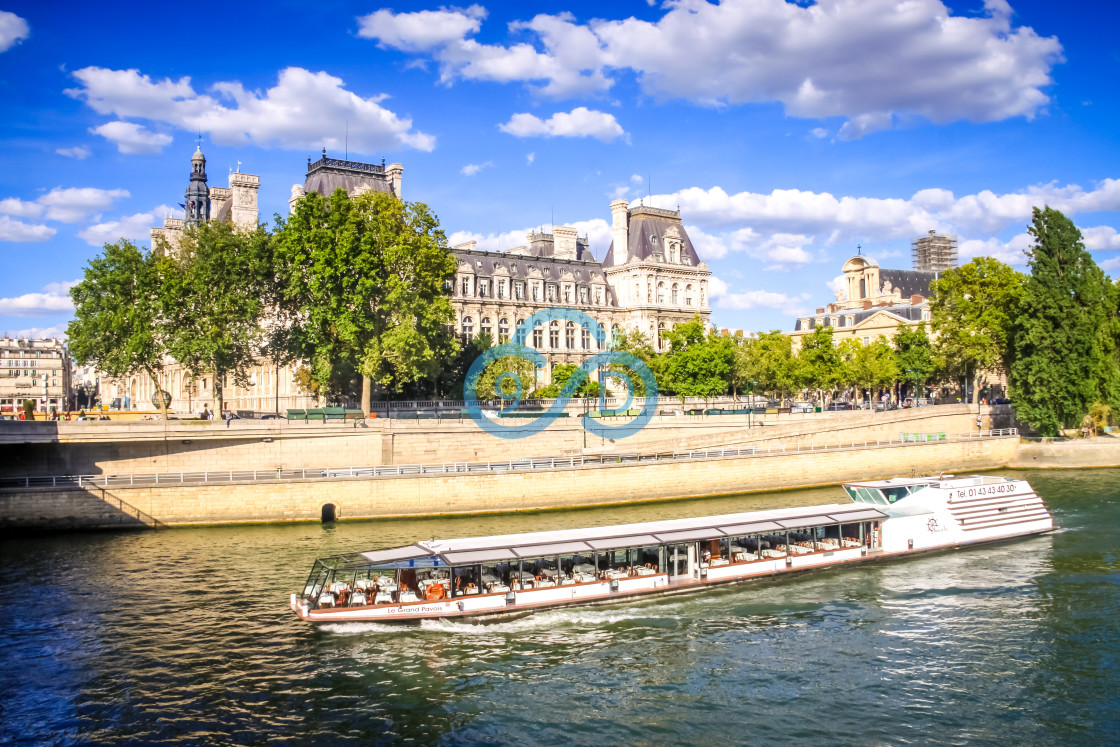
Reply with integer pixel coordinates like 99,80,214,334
1,404,1114,532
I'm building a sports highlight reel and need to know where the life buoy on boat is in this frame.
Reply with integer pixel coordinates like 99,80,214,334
427,584,445,600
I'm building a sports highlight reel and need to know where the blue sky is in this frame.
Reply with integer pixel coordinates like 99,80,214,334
1,0,1118,339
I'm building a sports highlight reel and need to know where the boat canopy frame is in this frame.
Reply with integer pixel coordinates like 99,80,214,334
312,503,889,573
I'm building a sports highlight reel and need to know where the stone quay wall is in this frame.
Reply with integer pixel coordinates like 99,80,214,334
1,405,990,478
0,436,1021,531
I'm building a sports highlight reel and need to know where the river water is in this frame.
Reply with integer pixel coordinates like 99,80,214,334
1,469,1117,745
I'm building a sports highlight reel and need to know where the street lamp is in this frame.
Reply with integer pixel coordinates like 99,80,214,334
747,380,757,430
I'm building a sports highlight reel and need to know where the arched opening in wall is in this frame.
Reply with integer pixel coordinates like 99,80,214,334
321,503,337,523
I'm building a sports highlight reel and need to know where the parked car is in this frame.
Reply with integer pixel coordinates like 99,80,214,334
874,402,898,411
790,402,814,413
827,402,853,411
259,413,281,420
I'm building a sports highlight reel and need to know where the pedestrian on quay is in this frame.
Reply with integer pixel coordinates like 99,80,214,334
976,414,983,433
201,406,210,420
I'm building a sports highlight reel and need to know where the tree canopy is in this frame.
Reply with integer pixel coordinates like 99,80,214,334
160,221,270,416
1009,206,1119,434
67,240,170,417
273,189,458,409
929,256,1025,404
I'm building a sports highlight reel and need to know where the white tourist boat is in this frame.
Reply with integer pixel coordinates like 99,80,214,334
290,474,1054,624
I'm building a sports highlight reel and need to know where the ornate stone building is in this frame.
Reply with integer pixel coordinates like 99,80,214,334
114,152,711,412
0,337,71,413
789,254,937,351
449,199,711,384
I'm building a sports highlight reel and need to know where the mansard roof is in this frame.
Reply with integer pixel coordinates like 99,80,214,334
601,206,704,268
303,152,393,198
879,269,939,298
452,248,608,284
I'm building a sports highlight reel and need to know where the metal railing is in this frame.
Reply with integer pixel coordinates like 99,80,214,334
0,429,1017,491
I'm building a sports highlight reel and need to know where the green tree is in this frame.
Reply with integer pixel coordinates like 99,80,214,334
470,333,541,400
67,240,170,418
536,362,600,399
929,256,1025,404
273,189,457,410
606,327,658,397
893,322,937,400
745,330,801,404
1009,206,1119,434
797,325,842,407
657,316,732,405
159,221,270,416
843,336,900,407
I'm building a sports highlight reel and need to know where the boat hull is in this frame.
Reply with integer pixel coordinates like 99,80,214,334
290,523,1053,625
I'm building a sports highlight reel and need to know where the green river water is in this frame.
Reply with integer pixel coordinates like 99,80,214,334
1,468,1117,745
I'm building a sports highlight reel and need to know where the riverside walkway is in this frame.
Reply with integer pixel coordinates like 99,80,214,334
0,428,1018,491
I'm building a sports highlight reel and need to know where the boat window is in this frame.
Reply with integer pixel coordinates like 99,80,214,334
480,561,512,594
881,486,913,504
843,486,862,503
727,534,761,562
452,565,480,596
636,545,662,573
856,488,889,505
519,555,561,587
562,553,596,582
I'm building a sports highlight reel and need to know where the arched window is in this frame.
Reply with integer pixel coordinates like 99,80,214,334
685,284,693,306
671,283,679,304
549,320,560,348
658,322,666,350
657,282,666,304
461,316,473,338
498,318,510,344
565,321,575,349
480,317,492,340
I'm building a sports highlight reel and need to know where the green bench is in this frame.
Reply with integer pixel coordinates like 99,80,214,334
323,407,346,421
286,408,307,421
306,408,326,421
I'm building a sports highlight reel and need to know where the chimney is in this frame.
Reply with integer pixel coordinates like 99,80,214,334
816,307,825,314
553,225,578,260
386,163,404,198
911,294,923,305
610,199,629,266
862,300,872,310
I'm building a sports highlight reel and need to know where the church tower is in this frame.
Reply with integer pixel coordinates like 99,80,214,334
184,147,211,227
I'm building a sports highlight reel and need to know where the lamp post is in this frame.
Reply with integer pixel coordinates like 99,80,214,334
906,368,917,407
747,380,757,430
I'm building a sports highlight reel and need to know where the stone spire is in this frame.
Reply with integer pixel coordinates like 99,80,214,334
184,146,211,228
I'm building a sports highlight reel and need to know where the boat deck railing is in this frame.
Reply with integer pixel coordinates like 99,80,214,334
0,428,1018,490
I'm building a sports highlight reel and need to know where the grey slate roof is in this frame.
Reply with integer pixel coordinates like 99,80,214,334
601,208,703,268
303,155,393,198
452,248,609,285
879,269,938,298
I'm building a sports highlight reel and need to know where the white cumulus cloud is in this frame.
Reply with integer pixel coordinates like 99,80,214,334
0,10,29,52
361,1,1063,137
717,289,811,316
66,66,435,153
357,5,487,52
0,197,45,219
36,187,129,223
56,145,92,160
90,121,173,154
500,107,626,141
1083,225,1120,251
958,233,1034,266
0,215,56,242
77,205,178,246
0,280,78,317
460,161,493,176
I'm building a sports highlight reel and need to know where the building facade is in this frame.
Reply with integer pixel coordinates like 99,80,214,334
117,152,711,412
790,254,937,351
449,199,711,383
0,337,71,413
